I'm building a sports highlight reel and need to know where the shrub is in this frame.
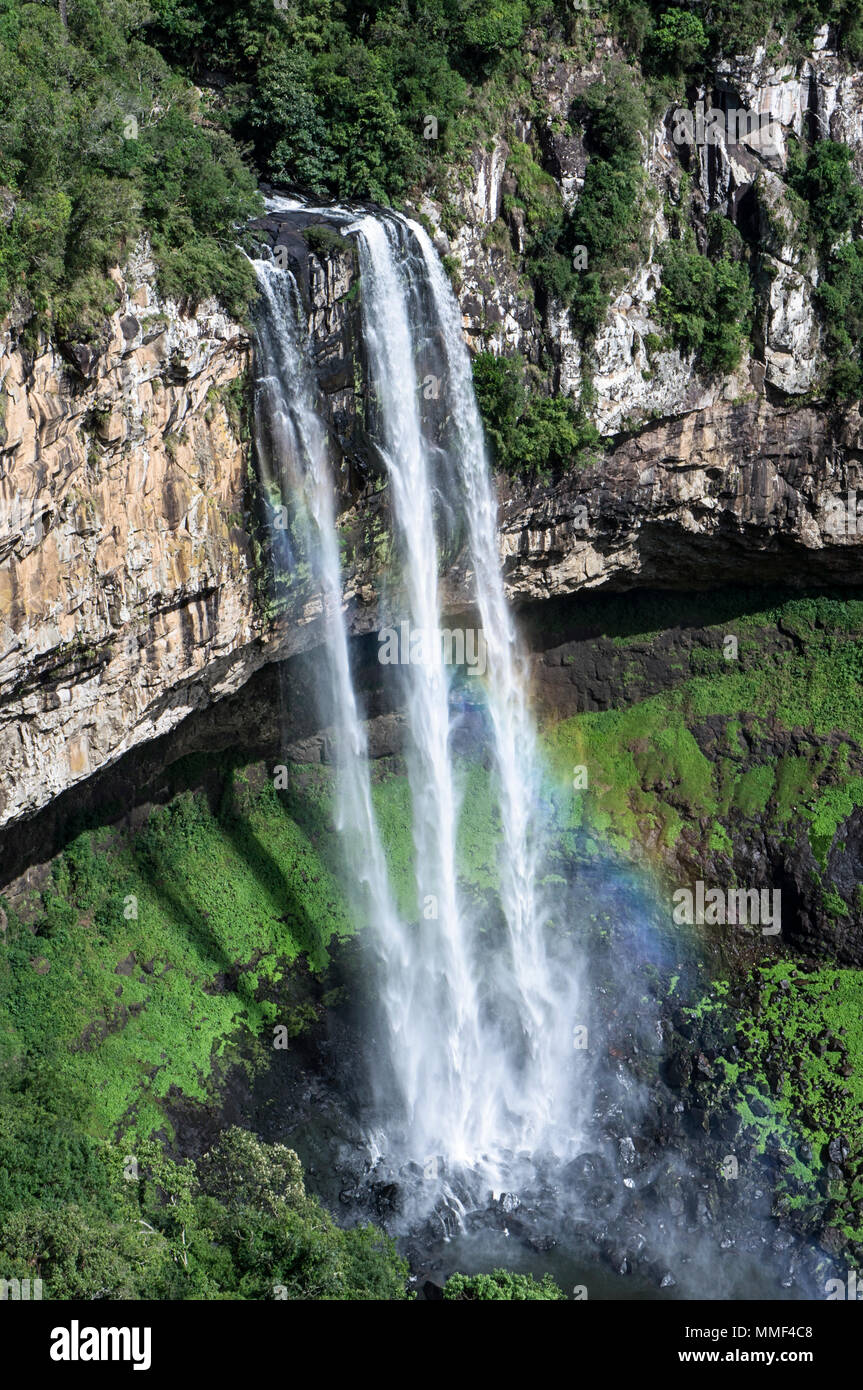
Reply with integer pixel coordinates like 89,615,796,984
648,9,709,74
657,232,753,372
0,0,261,333
787,139,863,396
460,0,529,61
473,351,600,477
444,1267,566,1299
787,139,863,258
569,67,649,333
503,140,576,302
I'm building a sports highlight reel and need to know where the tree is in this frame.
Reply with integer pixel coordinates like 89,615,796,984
444,1268,566,1299
649,9,709,73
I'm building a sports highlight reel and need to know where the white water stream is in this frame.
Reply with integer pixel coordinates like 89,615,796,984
254,203,585,1214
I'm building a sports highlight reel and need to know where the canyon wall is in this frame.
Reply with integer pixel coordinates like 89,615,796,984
4,32,863,853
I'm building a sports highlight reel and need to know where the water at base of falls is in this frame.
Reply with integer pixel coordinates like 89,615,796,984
253,197,588,1228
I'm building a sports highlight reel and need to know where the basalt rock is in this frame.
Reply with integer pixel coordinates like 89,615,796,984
5,41,863,892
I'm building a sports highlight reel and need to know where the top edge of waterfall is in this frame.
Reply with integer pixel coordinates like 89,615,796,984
262,190,422,230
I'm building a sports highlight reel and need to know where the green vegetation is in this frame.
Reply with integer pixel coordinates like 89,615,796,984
0,764,357,1143
0,1124,409,1298
684,961,863,1244
647,9,709,74
542,592,863,902
0,745,508,1298
444,1267,566,1298
657,216,753,372
787,139,863,396
4,0,859,430
569,65,650,334
502,138,578,305
0,755,417,1297
303,223,352,258
0,0,261,337
148,0,551,203
4,591,863,1294
472,349,600,476
611,0,863,65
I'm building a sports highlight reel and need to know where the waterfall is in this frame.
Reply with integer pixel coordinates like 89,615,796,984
345,214,488,1171
251,257,412,1127
253,204,585,1217
410,220,583,1158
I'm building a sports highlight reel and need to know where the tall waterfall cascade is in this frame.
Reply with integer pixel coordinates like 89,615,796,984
253,201,586,1218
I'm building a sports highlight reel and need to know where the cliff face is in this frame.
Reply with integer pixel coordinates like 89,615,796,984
4,34,863,856
0,246,260,830
500,398,863,601
418,29,863,428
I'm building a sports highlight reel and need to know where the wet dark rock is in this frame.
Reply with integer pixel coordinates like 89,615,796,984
695,1052,715,1079
718,1111,742,1143
666,1051,692,1089
528,1234,558,1253
827,1136,850,1166
602,1243,632,1276
562,1152,614,1187
820,1226,847,1256
372,1181,403,1217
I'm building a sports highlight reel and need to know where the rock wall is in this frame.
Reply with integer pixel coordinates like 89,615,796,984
499,398,863,601
0,247,261,831
5,29,863,848
414,26,863,432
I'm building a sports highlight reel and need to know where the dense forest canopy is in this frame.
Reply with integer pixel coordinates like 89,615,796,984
2,0,863,343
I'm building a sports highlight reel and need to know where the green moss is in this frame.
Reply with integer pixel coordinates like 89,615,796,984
692,962,863,1237
0,768,354,1144
809,778,863,868
822,887,851,920
545,697,718,854
541,592,863,887
731,763,775,817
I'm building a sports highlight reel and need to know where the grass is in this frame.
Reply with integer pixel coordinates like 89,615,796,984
0,769,355,1143
540,593,863,883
